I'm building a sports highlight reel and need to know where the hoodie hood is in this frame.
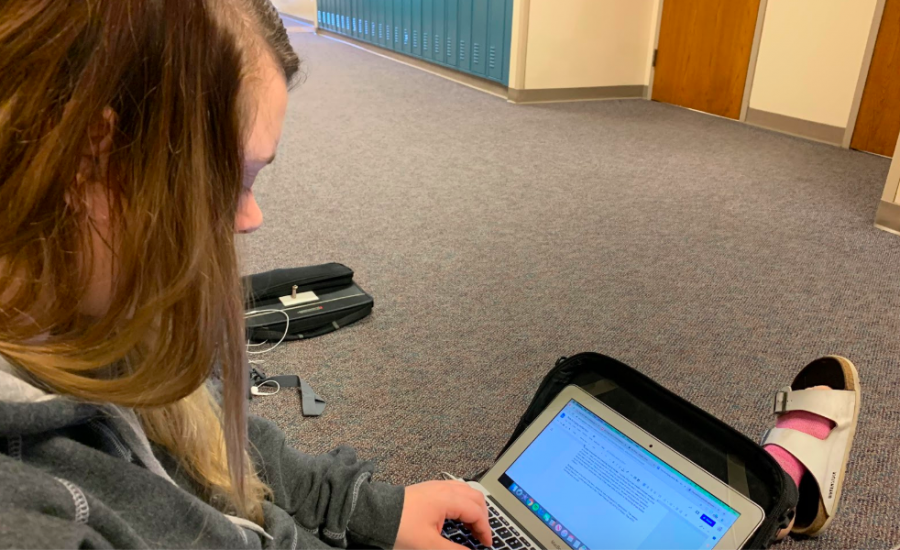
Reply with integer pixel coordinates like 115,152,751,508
0,354,178,480
0,355,57,403
0,355,100,437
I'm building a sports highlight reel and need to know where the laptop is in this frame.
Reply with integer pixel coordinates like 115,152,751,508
442,385,765,550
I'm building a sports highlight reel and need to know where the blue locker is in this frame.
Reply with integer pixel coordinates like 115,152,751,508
432,0,445,63
401,0,411,54
470,0,488,75
365,0,373,43
412,0,422,57
321,0,330,31
385,0,393,48
375,1,381,43
394,0,409,53
445,0,458,67
330,0,337,31
327,0,334,31
375,0,390,48
343,0,351,35
376,1,382,44
360,0,367,41
358,0,369,42
335,0,342,33
359,0,366,39
486,0,506,82
393,0,403,50
349,0,356,36
501,0,512,85
457,0,472,72
359,0,366,40
422,1,433,60
331,0,337,33
352,0,359,38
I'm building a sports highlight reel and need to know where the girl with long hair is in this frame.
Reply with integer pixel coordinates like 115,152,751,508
0,0,490,548
0,0,862,547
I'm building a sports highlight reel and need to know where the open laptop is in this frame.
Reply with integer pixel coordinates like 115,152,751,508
442,385,765,550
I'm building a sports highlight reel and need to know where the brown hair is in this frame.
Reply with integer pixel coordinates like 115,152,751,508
0,0,297,523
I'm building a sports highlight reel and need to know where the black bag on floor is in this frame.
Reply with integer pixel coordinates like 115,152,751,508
243,263,373,342
491,352,797,550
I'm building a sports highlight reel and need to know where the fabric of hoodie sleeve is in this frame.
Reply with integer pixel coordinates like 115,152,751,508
0,508,114,549
0,452,116,549
247,415,405,549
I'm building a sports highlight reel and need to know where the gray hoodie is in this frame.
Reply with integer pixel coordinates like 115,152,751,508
0,356,404,549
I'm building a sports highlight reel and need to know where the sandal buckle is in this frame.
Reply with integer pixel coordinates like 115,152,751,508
773,388,790,414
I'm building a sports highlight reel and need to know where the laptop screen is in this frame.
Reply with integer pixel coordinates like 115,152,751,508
500,400,740,550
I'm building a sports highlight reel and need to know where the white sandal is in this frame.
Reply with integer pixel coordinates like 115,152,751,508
760,356,861,536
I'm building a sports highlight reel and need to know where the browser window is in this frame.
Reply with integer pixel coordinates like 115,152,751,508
501,400,740,550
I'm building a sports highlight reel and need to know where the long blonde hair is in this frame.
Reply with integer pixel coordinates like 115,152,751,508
0,0,298,524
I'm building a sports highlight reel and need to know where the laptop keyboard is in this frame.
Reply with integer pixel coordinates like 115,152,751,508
442,502,535,550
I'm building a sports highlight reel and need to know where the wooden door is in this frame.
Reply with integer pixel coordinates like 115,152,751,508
652,0,762,119
852,0,900,157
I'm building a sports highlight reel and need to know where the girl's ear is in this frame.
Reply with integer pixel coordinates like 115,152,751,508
76,107,117,187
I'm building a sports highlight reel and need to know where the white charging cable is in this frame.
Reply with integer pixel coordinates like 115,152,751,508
245,309,291,354
250,379,281,396
244,308,291,398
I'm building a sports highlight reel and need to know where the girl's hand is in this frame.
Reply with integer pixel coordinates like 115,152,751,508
395,480,492,549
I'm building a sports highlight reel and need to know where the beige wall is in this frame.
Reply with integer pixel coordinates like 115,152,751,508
271,0,318,24
748,0,879,128
519,0,659,90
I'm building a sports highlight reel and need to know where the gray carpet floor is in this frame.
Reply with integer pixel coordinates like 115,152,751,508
244,29,899,548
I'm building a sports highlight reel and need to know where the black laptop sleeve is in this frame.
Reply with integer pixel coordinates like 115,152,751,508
244,263,355,303
487,352,797,550
243,263,373,341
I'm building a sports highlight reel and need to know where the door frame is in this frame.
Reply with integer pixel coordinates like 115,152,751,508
646,0,769,122
842,0,889,149
644,0,665,100
507,0,531,90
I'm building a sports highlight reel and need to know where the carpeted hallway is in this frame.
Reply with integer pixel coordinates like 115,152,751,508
243,28,899,548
